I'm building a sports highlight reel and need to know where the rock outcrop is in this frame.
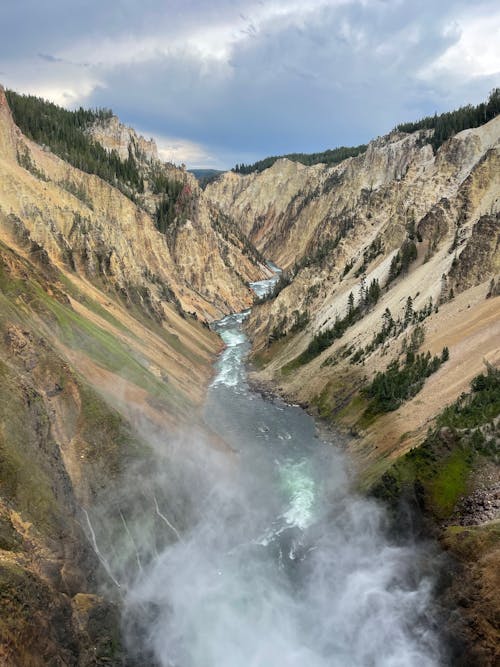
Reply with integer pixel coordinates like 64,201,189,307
88,115,159,163
1,82,499,664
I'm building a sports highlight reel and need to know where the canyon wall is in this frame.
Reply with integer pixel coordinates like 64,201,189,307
0,86,266,665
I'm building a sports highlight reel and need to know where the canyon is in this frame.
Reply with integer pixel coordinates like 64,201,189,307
0,86,498,665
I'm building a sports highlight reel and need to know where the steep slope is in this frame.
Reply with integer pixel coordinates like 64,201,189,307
214,115,500,664
0,87,266,664
4,89,270,321
207,116,499,471
87,111,272,311
207,119,499,274
252,119,498,464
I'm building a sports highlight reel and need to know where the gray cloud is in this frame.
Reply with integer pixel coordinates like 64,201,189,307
1,1,499,167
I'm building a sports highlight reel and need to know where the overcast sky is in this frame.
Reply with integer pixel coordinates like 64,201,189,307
1,1,499,168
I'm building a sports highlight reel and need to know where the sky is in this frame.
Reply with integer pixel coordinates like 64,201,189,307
1,1,499,169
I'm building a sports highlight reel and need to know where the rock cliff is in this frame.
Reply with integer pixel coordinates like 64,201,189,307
0,86,266,664
206,116,499,469
208,116,500,664
1,82,499,664
88,115,159,163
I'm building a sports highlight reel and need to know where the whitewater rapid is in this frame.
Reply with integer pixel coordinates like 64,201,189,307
115,271,444,666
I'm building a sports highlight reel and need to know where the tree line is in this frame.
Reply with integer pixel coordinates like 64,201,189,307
287,276,382,367
364,346,449,413
396,88,500,152
5,90,144,196
233,144,367,175
234,89,500,176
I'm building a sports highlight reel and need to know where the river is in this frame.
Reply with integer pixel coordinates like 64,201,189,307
121,271,444,666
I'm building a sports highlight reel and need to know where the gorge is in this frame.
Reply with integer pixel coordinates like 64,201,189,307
117,274,445,666
0,86,498,666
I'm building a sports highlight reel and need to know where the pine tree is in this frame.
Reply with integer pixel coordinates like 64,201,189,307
404,296,414,327
347,291,355,318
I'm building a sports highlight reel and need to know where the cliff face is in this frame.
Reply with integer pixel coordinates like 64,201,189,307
1,81,499,663
0,87,267,664
211,118,500,664
206,121,498,276
88,115,159,163
87,113,271,316
207,117,500,470
1,89,269,323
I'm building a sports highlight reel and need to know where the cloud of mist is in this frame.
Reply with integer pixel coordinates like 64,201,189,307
81,408,444,667
71,290,447,667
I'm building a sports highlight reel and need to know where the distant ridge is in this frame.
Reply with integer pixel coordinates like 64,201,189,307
232,88,500,175
232,144,367,175
189,168,225,188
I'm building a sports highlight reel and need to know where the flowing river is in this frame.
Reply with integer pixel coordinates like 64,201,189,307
120,271,444,666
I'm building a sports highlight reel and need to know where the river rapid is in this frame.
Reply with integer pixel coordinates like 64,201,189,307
120,271,445,666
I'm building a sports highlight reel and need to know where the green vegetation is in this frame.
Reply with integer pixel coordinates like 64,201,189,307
0,244,190,414
437,364,500,429
443,522,500,561
5,89,144,197
77,383,133,474
154,178,186,233
355,237,384,277
363,345,449,414
212,213,266,266
268,308,310,344
370,365,499,521
16,145,48,181
349,297,437,366
0,359,60,535
39,289,184,406
233,144,367,174
396,88,500,152
283,279,381,370
0,561,55,661
293,215,357,274
235,89,500,177
387,239,418,285
149,165,182,194
255,272,291,304
59,178,93,209
189,168,224,188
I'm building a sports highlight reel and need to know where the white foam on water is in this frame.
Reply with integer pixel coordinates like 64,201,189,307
279,459,316,530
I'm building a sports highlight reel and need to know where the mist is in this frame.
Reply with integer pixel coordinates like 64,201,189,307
81,305,445,666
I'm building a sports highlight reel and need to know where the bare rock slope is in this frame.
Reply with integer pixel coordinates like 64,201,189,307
208,117,500,664
0,87,267,664
207,117,500,471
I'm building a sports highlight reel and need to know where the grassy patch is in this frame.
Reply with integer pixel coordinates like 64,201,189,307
250,336,290,371
430,447,471,517
33,285,191,412
0,361,60,535
356,405,380,430
77,383,137,474
281,353,307,375
370,365,500,521
336,393,369,423
311,384,334,419
57,273,131,335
